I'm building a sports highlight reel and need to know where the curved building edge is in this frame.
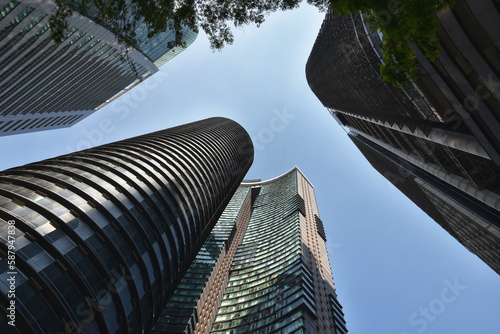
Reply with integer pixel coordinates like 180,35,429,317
0,117,254,333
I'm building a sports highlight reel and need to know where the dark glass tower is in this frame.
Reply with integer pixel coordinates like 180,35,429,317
153,167,347,334
0,0,197,136
349,132,500,275
305,4,500,274
0,117,253,333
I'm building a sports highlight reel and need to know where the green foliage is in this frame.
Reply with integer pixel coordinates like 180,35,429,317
330,0,454,87
49,0,72,42
49,0,331,52
48,0,331,79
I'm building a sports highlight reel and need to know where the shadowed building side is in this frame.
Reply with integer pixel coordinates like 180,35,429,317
305,5,500,185
306,2,500,275
306,1,500,164
0,117,254,333
349,132,500,274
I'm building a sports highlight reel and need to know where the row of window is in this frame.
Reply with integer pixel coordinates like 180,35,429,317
212,172,316,333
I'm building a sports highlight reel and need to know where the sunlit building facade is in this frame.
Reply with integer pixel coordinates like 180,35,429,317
0,0,197,136
0,117,254,333
306,2,500,275
153,167,347,334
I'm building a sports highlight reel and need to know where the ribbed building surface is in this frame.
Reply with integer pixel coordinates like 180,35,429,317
0,117,254,333
306,1,500,274
350,132,500,274
156,167,347,334
0,0,197,136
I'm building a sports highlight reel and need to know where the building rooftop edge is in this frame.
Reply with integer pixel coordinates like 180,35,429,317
241,166,314,188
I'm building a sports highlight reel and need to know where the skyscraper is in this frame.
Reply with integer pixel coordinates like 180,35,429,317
0,0,197,136
349,132,500,275
153,167,347,334
306,4,500,274
0,117,254,333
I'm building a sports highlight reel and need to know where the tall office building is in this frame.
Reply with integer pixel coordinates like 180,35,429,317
349,132,500,275
306,2,500,274
152,167,347,334
0,0,197,136
0,117,254,333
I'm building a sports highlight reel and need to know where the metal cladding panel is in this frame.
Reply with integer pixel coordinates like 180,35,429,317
0,117,254,333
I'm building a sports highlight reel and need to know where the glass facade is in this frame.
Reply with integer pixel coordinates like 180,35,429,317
0,117,254,333
211,168,347,333
350,133,500,275
159,167,347,334
151,187,253,334
306,6,500,275
212,172,306,334
305,11,441,124
0,0,197,136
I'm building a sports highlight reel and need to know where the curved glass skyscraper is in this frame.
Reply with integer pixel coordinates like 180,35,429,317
0,117,254,333
211,168,346,334
306,4,500,275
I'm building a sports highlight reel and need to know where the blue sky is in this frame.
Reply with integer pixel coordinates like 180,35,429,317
1,3,499,333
